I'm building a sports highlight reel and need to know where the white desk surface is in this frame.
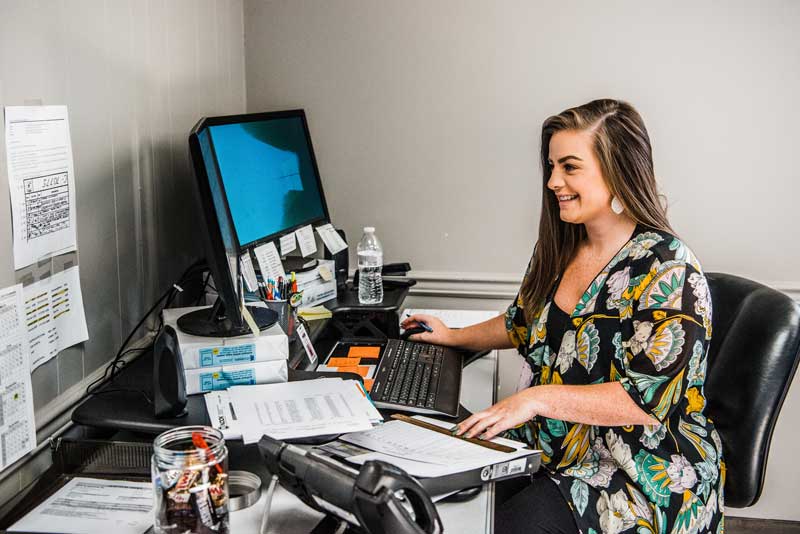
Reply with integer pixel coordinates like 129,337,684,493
230,348,500,534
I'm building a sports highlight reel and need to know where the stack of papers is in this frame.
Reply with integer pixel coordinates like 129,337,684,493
205,378,381,444
335,416,535,478
9,477,152,534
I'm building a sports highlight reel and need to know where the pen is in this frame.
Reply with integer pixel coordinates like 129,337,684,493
404,313,433,332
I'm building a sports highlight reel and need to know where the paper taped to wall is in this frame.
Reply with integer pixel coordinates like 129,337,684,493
0,284,37,472
4,105,78,270
23,265,89,371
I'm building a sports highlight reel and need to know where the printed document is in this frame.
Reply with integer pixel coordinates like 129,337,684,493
316,223,347,255
4,106,78,270
295,224,317,257
0,284,36,472
239,253,258,292
340,416,534,474
253,241,285,281
229,378,377,444
9,477,153,534
279,232,297,255
23,265,89,371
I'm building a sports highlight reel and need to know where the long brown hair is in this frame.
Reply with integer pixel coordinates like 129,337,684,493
520,99,673,322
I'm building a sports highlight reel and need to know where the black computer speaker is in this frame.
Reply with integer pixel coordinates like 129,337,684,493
153,325,188,419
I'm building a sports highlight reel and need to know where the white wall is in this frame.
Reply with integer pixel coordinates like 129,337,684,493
0,0,246,509
244,0,800,521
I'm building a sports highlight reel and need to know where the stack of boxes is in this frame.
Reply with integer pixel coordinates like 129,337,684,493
162,306,289,395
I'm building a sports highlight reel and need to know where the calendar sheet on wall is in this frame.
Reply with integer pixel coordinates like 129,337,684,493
0,284,37,471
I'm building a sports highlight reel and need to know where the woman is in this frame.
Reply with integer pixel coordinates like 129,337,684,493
402,99,724,534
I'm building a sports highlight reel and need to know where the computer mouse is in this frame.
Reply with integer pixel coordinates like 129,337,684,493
400,326,427,340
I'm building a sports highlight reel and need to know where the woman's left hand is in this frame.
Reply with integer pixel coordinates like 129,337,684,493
455,388,542,441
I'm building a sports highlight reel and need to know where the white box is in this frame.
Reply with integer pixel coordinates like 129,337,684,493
184,360,288,395
296,260,337,307
162,306,288,370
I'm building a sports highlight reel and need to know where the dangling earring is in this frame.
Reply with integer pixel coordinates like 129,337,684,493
611,196,624,215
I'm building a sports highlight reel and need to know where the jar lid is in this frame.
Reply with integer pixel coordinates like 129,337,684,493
363,226,375,233
228,470,262,511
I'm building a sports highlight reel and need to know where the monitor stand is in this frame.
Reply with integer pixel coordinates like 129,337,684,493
282,256,318,273
177,297,278,337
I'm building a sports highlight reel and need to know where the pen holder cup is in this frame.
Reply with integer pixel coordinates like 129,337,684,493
152,426,229,534
263,299,294,337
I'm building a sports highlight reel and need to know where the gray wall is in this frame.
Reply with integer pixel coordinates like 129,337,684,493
243,0,800,521
0,0,245,499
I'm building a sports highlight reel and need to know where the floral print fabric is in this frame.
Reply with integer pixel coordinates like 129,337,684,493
505,225,724,534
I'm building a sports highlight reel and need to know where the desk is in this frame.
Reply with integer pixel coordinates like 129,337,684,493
67,301,501,533
228,348,500,534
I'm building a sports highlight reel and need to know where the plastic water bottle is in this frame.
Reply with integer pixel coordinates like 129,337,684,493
357,227,383,304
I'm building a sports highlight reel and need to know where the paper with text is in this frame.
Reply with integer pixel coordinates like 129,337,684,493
24,265,89,371
240,253,258,292
341,417,533,471
0,284,37,473
230,378,375,444
316,223,347,255
279,232,297,255
9,477,153,534
253,241,285,281
295,224,317,257
402,308,500,329
5,106,78,269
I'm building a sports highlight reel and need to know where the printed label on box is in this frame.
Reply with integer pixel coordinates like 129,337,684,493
199,369,256,392
199,344,256,367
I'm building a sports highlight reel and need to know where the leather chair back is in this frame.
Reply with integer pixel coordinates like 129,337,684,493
704,272,800,508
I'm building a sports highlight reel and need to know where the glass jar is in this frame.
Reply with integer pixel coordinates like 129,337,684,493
152,426,229,534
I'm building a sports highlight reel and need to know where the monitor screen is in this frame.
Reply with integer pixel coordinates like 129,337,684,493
205,114,329,248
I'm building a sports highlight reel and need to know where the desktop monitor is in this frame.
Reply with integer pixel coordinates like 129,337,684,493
183,110,331,336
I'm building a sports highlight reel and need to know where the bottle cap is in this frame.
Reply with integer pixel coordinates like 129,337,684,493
363,226,375,233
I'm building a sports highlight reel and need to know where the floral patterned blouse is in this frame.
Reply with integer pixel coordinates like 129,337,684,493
505,225,724,534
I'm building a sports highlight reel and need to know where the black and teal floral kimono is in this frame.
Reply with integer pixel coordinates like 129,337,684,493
506,225,724,534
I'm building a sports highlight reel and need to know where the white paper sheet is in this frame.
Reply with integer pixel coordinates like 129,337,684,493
315,223,347,255
239,253,258,292
340,417,533,472
401,308,500,329
230,378,375,444
295,224,317,257
23,265,89,371
204,389,242,440
4,106,78,270
253,241,285,281
9,477,153,534
279,232,297,255
0,284,37,472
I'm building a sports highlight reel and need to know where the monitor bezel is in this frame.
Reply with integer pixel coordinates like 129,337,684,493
194,109,332,252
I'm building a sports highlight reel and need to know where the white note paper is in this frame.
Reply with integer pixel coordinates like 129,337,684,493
24,265,89,371
253,241,285,281
0,284,37,472
279,232,297,255
4,106,78,270
204,389,242,440
295,225,317,257
9,477,153,534
230,378,374,444
240,253,259,292
315,224,347,255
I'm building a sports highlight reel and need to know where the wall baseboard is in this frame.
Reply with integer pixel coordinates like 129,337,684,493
408,270,800,303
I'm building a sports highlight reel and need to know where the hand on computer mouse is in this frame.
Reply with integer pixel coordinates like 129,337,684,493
401,313,454,345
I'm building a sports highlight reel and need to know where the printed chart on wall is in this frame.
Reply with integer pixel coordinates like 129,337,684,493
0,285,37,472
4,105,78,270
23,266,89,371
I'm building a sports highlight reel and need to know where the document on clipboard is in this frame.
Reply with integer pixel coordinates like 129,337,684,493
334,415,541,492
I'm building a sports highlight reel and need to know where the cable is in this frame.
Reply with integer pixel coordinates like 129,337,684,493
86,258,208,398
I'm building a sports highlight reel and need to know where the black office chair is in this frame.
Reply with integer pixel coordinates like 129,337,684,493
704,272,800,508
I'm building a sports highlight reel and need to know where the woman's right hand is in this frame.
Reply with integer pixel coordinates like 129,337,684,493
400,313,459,347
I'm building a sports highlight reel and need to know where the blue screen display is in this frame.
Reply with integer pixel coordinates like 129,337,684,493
207,117,327,247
